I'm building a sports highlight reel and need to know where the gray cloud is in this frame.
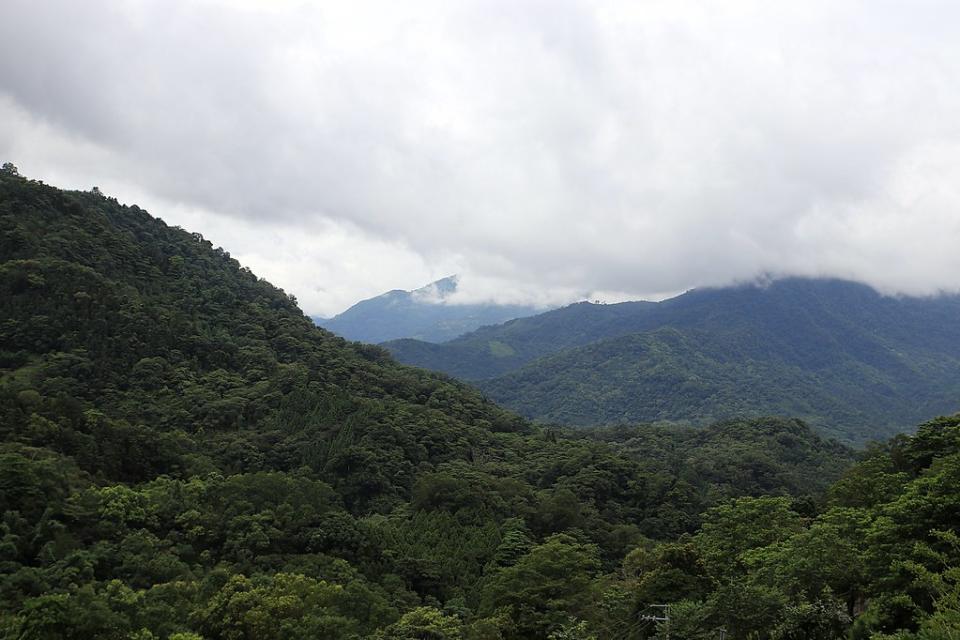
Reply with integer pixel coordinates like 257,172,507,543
2,0,960,316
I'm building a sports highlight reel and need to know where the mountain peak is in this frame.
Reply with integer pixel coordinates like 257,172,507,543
412,275,459,302
315,275,543,343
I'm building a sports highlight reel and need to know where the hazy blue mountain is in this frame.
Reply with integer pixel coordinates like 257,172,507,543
387,278,960,442
314,275,543,343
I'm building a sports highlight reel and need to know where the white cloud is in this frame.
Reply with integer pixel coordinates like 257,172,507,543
2,0,960,315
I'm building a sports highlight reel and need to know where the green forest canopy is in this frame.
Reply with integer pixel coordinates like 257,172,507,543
1,167,958,638
386,278,960,444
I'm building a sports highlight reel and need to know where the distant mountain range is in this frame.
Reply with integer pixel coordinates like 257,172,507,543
386,278,960,443
313,275,543,343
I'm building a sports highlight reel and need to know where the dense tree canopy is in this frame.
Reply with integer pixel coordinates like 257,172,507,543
0,171,957,638
387,280,960,444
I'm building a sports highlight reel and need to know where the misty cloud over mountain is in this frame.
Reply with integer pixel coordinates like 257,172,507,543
2,0,960,315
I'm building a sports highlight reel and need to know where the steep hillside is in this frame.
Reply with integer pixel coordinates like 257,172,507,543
389,279,960,442
586,414,960,640
315,275,541,343
0,169,858,638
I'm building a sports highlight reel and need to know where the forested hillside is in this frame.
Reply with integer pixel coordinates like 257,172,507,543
385,299,659,380
582,414,960,640
1,169,958,639
387,280,960,443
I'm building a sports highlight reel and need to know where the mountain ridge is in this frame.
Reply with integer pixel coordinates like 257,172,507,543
387,278,960,442
314,274,543,343
2,168,957,639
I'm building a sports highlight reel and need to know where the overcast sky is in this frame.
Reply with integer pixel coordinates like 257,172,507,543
3,0,960,316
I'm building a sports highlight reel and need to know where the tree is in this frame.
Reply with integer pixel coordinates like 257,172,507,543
191,573,358,640
480,534,600,639
374,607,463,639
694,497,803,580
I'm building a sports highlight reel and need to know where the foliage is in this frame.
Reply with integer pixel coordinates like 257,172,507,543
1,171,957,638
388,279,960,444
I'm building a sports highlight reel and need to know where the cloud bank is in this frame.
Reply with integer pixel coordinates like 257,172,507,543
2,0,960,315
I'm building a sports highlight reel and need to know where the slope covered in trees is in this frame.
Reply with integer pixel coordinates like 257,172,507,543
314,276,542,343
0,169,869,638
586,414,960,640
387,280,960,443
